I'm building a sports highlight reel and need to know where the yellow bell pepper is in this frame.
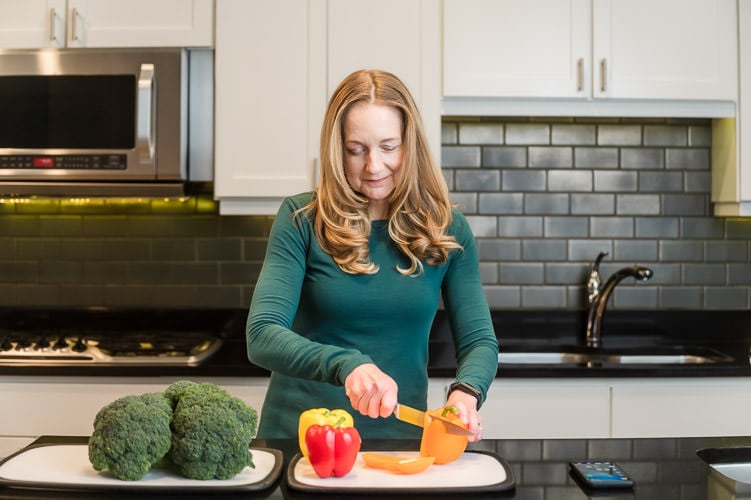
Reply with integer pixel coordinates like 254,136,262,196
298,408,354,458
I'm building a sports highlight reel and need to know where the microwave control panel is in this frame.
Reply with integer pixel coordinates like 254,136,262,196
0,155,126,170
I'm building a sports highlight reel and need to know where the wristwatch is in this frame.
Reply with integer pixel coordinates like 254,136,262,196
448,381,481,409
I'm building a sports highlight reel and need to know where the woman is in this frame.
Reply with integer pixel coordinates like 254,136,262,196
247,69,498,442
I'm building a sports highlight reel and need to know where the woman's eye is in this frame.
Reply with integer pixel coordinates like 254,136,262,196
381,144,401,153
346,147,365,155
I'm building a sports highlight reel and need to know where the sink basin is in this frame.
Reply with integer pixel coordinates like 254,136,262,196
698,447,751,487
498,352,593,364
498,347,735,366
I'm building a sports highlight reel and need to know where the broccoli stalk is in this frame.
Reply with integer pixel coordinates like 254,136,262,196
88,392,173,481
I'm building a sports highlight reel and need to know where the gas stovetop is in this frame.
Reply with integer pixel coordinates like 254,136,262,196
0,308,243,367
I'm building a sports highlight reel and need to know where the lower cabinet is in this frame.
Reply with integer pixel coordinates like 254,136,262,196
610,378,751,438
3,376,750,457
481,379,612,439
484,377,751,439
0,376,270,453
0,377,450,458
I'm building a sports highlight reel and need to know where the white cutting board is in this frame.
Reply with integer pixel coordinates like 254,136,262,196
290,450,510,491
0,444,280,491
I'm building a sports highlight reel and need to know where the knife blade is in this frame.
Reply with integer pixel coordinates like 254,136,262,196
394,403,473,436
394,403,426,427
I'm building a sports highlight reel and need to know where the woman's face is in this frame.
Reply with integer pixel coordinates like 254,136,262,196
342,101,403,219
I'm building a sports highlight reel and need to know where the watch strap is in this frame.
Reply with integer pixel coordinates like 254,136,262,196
448,381,481,409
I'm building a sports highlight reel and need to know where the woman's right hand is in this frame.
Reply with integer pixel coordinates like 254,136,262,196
344,363,398,419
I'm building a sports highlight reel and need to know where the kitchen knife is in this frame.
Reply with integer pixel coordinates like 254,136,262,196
394,403,473,436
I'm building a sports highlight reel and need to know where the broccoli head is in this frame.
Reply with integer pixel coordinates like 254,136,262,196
166,380,258,480
88,392,173,481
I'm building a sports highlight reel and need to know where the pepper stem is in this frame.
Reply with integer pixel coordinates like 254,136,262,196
441,405,460,418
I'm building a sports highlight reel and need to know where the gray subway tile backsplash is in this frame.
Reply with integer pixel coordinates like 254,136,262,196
458,123,504,144
621,148,664,169
551,124,596,145
598,124,642,146
441,116,751,310
574,147,619,168
1,117,750,311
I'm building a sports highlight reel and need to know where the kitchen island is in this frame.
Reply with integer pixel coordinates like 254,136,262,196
1,435,750,499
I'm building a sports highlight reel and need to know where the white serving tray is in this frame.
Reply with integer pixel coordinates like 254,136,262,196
0,442,282,493
287,450,515,494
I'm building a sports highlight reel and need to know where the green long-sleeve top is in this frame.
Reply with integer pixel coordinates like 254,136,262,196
246,192,498,439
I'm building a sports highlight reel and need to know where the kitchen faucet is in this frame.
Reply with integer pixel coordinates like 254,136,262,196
585,252,653,349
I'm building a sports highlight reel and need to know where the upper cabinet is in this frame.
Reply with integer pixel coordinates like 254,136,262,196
214,0,323,215
442,0,738,117
214,0,440,215
0,0,213,48
711,0,750,216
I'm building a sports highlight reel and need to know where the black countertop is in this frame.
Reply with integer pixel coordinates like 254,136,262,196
1,308,751,378
2,435,751,499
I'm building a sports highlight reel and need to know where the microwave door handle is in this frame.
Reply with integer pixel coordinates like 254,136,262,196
136,63,156,165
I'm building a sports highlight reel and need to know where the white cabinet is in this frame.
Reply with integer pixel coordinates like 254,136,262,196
214,0,324,215
213,0,441,215
0,0,213,48
482,379,611,439
712,0,751,216
484,377,751,439
0,0,66,48
611,378,751,438
0,376,268,439
443,0,591,100
443,0,738,117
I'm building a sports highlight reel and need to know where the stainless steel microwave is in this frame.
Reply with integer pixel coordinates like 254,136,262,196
0,48,213,197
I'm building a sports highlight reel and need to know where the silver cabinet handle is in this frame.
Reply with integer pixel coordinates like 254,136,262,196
70,7,80,41
313,157,320,186
600,58,607,92
48,8,57,41
136,64,156,165
576,58,583,92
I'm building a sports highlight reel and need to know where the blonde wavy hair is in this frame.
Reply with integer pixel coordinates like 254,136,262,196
297,69,461,276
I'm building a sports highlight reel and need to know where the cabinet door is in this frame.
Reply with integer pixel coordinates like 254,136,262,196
66,0,213,47
214,0,324,213
611,379,751,438
214,0,441,215
328,0,441,160
0,0,66,48
481,380,611,439
0,377,268,437
593,0,737,101
711,0,750,215
443,0,591,98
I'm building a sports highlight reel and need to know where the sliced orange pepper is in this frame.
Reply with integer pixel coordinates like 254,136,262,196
361,453,434,474
419,405,469,465
384,456,435,474
361,453,403,469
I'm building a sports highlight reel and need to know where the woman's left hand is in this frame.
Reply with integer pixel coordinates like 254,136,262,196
445,390,483,443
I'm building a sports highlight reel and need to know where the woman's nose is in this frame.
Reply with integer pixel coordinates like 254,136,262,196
365,150,382,171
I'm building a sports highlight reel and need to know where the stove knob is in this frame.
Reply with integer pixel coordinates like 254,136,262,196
71,338,87,353
0,338,11,351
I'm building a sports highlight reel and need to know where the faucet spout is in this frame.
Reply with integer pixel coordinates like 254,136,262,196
585,264,653,349
587,251,609,304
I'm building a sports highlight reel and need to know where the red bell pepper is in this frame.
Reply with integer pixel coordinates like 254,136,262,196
304,423,361,478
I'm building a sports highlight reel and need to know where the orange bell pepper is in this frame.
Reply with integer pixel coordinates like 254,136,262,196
418,405,469,464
